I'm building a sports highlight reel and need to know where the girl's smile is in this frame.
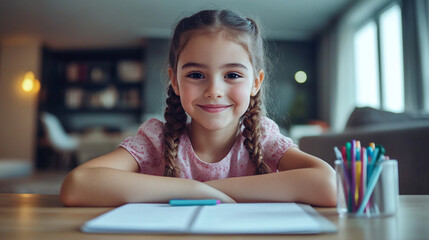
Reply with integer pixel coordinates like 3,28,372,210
197,104,233,113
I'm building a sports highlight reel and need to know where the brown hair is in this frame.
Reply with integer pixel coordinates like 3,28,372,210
163,9,270,177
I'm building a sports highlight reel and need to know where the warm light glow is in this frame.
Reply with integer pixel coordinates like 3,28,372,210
34,78,41,93
294,71,307,83
22,79,34,92
21,71,40,93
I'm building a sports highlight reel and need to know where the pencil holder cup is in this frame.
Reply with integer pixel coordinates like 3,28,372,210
335,159,399,218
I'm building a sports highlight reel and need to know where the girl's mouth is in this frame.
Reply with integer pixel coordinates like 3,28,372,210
198,104,232,113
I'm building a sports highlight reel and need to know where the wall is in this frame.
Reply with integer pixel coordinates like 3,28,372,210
142,38,170,120
0,40,41,164
265,40,317,128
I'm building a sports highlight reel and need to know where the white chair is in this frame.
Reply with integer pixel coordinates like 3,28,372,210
40,112,79,169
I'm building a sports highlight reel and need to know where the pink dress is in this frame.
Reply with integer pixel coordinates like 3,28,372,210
119,117,297,182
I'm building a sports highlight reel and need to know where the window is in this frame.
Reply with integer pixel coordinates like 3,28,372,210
353,3,404,112
354,21,380,109
380,5,404,112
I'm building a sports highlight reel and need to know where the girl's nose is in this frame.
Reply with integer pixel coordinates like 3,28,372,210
204,79,224,99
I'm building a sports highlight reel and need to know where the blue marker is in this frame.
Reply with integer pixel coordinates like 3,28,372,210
334,146,343,160
357,162,383,214
169,199,220,206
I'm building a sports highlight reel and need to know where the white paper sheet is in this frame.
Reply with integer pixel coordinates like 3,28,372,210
190,203,321,234
82,203,198,233
81,202,335,234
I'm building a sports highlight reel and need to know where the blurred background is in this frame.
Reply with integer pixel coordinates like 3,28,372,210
0,0,428,194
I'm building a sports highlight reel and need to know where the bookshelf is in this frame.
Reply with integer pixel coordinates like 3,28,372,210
39,47,145,133
36,47,146,169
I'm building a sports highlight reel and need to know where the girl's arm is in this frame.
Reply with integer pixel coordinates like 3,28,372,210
204,148,336,207
60,148,235,206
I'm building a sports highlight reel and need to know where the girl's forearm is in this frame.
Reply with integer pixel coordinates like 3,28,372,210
60,167,235,207
204,168,336,206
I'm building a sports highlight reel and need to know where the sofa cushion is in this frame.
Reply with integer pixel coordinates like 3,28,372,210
346,107,429,129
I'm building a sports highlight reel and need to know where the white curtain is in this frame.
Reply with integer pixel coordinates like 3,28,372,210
402,0,429,112
318,0,377,132
316,25,338,129
416,0,429,111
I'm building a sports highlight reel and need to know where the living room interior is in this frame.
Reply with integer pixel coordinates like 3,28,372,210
1,0,428,195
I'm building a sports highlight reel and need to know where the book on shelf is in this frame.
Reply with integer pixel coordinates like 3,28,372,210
66,63,87,83
99,86,119,109
117,60,144,83
65,88,84,109
120,89,140,109
88,62,111,83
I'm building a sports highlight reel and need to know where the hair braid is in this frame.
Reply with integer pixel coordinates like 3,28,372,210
163,85,187,177
243,92,271,174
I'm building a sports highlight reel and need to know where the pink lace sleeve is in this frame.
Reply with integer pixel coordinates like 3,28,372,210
119,118,165,175
259,117,297,171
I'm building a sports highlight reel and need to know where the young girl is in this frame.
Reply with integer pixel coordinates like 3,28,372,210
60,9,336,207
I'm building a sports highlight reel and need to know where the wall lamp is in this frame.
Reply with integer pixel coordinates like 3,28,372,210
22,71,40,93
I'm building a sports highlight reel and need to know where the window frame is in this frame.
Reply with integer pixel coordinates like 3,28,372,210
353,1,404,112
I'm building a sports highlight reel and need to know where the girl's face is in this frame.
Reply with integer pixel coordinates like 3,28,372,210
169,31,263,132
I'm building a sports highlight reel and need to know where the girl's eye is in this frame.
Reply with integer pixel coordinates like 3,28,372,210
186,72,205,79
225,73,242,79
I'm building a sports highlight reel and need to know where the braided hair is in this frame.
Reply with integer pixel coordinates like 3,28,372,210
163,86,187,177
243,92,271,174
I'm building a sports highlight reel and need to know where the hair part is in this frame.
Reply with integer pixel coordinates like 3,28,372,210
163,9,270,176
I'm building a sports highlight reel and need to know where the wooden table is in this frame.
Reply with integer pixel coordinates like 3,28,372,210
0,194,428,239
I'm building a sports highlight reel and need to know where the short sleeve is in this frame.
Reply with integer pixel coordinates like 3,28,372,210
119,118,165,175
259,117,297,171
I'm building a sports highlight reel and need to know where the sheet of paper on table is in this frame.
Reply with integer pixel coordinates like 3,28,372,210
81,202,337,234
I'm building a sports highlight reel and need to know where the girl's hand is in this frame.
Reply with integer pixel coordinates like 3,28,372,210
214,191,237,204
196,181,236,203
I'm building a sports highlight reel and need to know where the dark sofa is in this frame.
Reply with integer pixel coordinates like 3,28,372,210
299,107,429,194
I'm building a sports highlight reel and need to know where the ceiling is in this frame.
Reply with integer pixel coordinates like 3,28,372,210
0,0,354,49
